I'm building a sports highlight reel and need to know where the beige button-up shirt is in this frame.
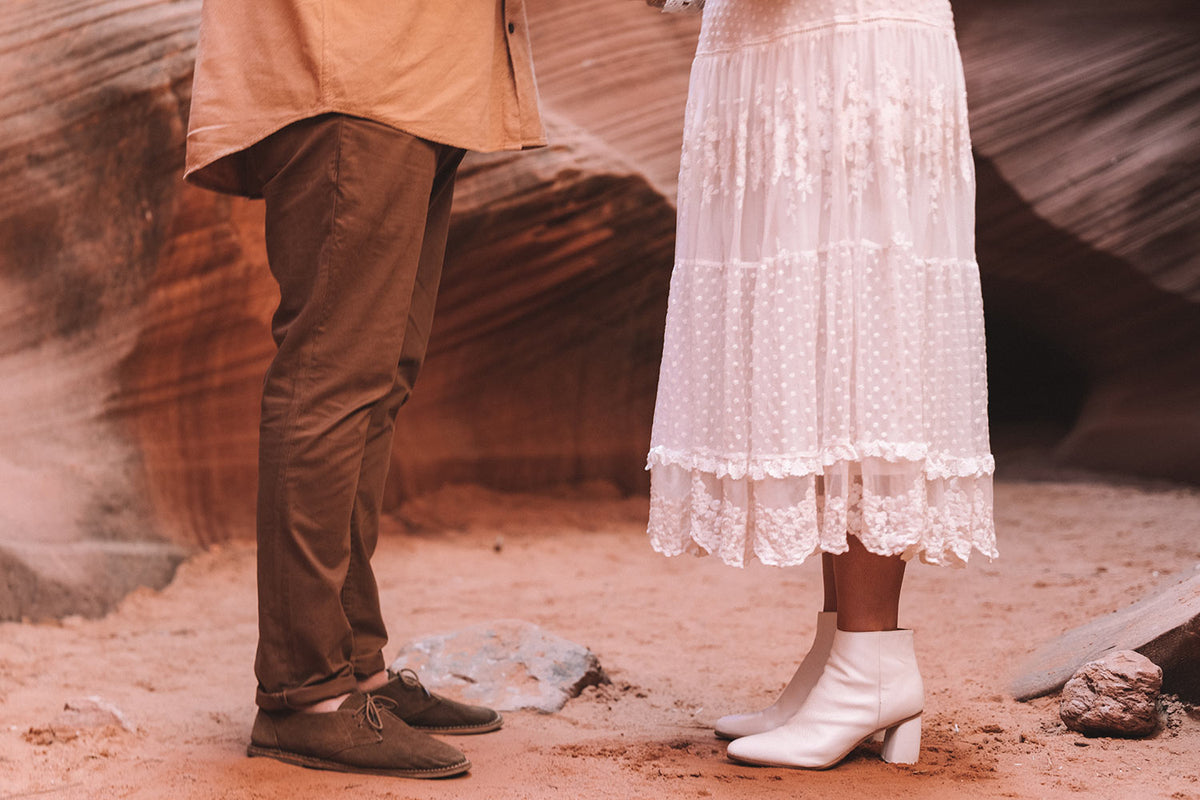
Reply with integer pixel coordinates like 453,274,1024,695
184,0,546,197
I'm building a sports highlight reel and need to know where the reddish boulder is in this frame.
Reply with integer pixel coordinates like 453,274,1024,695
1060,650,1163,738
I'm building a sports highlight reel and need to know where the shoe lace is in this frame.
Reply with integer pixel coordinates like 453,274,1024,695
392,667,432,698
355,694,398,732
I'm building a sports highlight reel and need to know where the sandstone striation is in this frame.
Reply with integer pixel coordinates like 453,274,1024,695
0,0,203,616
957,0,1200,481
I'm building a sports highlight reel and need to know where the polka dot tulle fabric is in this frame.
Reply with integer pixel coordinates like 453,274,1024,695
647,0,996,567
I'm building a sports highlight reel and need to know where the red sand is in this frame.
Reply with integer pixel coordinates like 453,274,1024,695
2,480,1198,799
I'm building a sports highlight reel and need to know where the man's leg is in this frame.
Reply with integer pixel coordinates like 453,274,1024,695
249,114,460,712
342,144,464,680
334,145,506,736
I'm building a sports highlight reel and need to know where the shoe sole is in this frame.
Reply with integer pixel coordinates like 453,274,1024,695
410,714,504,736
716,728,885,743
725,715,920,770
247,744,470,778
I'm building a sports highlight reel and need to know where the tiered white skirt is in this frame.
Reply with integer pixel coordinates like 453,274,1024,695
647,0,997,567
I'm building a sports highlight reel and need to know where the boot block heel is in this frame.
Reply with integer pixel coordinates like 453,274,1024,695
880,714,921,764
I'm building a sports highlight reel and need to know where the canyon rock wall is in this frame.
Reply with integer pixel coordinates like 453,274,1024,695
0,0,202,618
956,0,1200,482
0,0,1196,618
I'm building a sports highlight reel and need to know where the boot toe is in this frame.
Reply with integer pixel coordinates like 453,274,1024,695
715,713,764,740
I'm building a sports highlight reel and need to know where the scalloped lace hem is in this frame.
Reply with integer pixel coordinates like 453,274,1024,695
647,460,996,569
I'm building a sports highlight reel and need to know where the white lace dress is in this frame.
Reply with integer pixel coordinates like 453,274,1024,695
647,0,997,567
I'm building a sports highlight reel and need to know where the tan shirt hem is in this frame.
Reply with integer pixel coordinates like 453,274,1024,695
184,0,547,197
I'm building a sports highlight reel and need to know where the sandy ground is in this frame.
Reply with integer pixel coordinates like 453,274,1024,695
2,479,1198,800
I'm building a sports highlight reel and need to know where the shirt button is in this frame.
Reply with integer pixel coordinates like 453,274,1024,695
508,22,515,33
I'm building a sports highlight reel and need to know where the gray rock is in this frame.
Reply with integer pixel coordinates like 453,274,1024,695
24,696,134,746
1012,566,1200,702
56,696,135,733
1060,650,1162,737
389,619,609,713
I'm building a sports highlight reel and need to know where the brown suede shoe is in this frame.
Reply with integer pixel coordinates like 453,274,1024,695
371,669,503,735
247,692,469,778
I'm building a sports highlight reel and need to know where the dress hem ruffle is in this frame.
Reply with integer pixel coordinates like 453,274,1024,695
647,458,997,569
646,444,996,481
647,533,998,569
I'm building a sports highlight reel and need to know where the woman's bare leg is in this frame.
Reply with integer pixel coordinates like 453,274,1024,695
833,536,906,631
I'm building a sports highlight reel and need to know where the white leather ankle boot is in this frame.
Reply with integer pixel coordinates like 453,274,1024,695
715,612,836,740
726,628,924,768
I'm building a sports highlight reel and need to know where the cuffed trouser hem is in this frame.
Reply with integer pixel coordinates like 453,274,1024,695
255,670,358,712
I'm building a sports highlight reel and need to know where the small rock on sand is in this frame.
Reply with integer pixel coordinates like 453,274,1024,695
390,619,609,713
1060,650,1162,737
